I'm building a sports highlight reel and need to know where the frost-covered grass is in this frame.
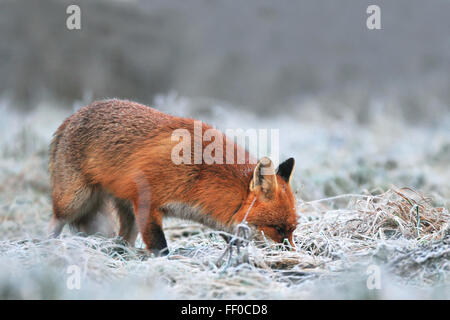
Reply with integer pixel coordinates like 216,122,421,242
0,95,449,299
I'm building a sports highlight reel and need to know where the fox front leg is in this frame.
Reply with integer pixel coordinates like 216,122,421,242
137,207,169,256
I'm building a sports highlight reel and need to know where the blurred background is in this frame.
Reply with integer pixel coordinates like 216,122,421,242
0,0,449,202
1,0,449,123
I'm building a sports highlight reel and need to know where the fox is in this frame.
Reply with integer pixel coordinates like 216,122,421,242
48,99,298,255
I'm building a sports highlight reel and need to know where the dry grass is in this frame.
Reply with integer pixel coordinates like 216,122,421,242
1,187,448,299
0,97,449,299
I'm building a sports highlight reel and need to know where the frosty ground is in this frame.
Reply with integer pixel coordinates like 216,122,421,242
0,94,449,299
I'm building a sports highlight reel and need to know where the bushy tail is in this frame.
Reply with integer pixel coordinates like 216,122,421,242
48,120,68,177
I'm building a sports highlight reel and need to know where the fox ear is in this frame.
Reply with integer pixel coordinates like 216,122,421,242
277,158,295,184
250,157,278,198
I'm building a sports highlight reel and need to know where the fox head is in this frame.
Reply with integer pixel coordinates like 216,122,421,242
244,157,298,249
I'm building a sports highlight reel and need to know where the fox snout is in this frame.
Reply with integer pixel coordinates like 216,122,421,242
252,225,296,251
243,156,298,251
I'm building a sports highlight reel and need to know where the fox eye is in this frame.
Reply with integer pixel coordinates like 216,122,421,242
274,226,284,236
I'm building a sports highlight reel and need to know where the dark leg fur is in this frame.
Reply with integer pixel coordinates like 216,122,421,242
138,208,169,256
115,198,138,246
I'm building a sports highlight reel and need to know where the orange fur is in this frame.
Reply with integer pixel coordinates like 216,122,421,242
48,99,298,255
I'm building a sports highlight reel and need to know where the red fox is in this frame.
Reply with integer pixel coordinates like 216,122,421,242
48,99,298,255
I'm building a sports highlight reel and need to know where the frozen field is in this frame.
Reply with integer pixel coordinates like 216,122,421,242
0,94,449,299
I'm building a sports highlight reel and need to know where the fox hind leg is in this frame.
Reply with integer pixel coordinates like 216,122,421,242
115,198,138,246
48,181,97,238
50,182,108,237
69,190,120,237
